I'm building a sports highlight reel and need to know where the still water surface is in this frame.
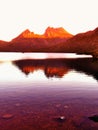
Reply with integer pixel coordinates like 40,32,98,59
0,53,98,130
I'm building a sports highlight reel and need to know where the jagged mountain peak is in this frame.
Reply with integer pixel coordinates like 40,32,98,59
22,29,31,34
19,29,35,38
12,29,40,40
44,26,72,38
12,26,73,41
45,26,67,32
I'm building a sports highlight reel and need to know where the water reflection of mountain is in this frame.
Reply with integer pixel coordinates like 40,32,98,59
13,58,98,81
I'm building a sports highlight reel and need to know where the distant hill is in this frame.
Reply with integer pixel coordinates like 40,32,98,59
0,27,98,58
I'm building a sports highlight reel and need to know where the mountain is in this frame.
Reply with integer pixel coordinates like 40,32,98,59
0,26,98,58
43,27,72,38
65,27,98,58
12,29,41,40
3,27,72,52
12,27,72,40
46,27,98,58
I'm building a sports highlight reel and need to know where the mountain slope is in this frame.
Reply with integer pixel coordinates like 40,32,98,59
0,40,10,51
5,27,72,52
63,27,98,57
0,27,98,58
45,27,98,57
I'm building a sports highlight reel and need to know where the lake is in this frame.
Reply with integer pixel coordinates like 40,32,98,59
0,53,98,130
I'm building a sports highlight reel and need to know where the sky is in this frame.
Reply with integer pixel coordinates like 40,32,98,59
0,0,98,41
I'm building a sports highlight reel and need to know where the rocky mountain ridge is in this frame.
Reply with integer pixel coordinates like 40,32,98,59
0,27,98,58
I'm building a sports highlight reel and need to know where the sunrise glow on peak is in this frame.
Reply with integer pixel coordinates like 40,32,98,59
0,0,97,41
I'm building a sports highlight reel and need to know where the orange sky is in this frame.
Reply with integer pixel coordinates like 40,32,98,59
0,0,98,41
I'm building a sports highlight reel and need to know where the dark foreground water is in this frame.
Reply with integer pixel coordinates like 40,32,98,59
0,53,98,130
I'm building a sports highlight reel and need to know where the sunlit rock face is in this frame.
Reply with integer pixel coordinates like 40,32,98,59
43,27,73,38
12,27,72,40
0,27,98,58
18,29,36,38
48,27,98,58
4,27,71,52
